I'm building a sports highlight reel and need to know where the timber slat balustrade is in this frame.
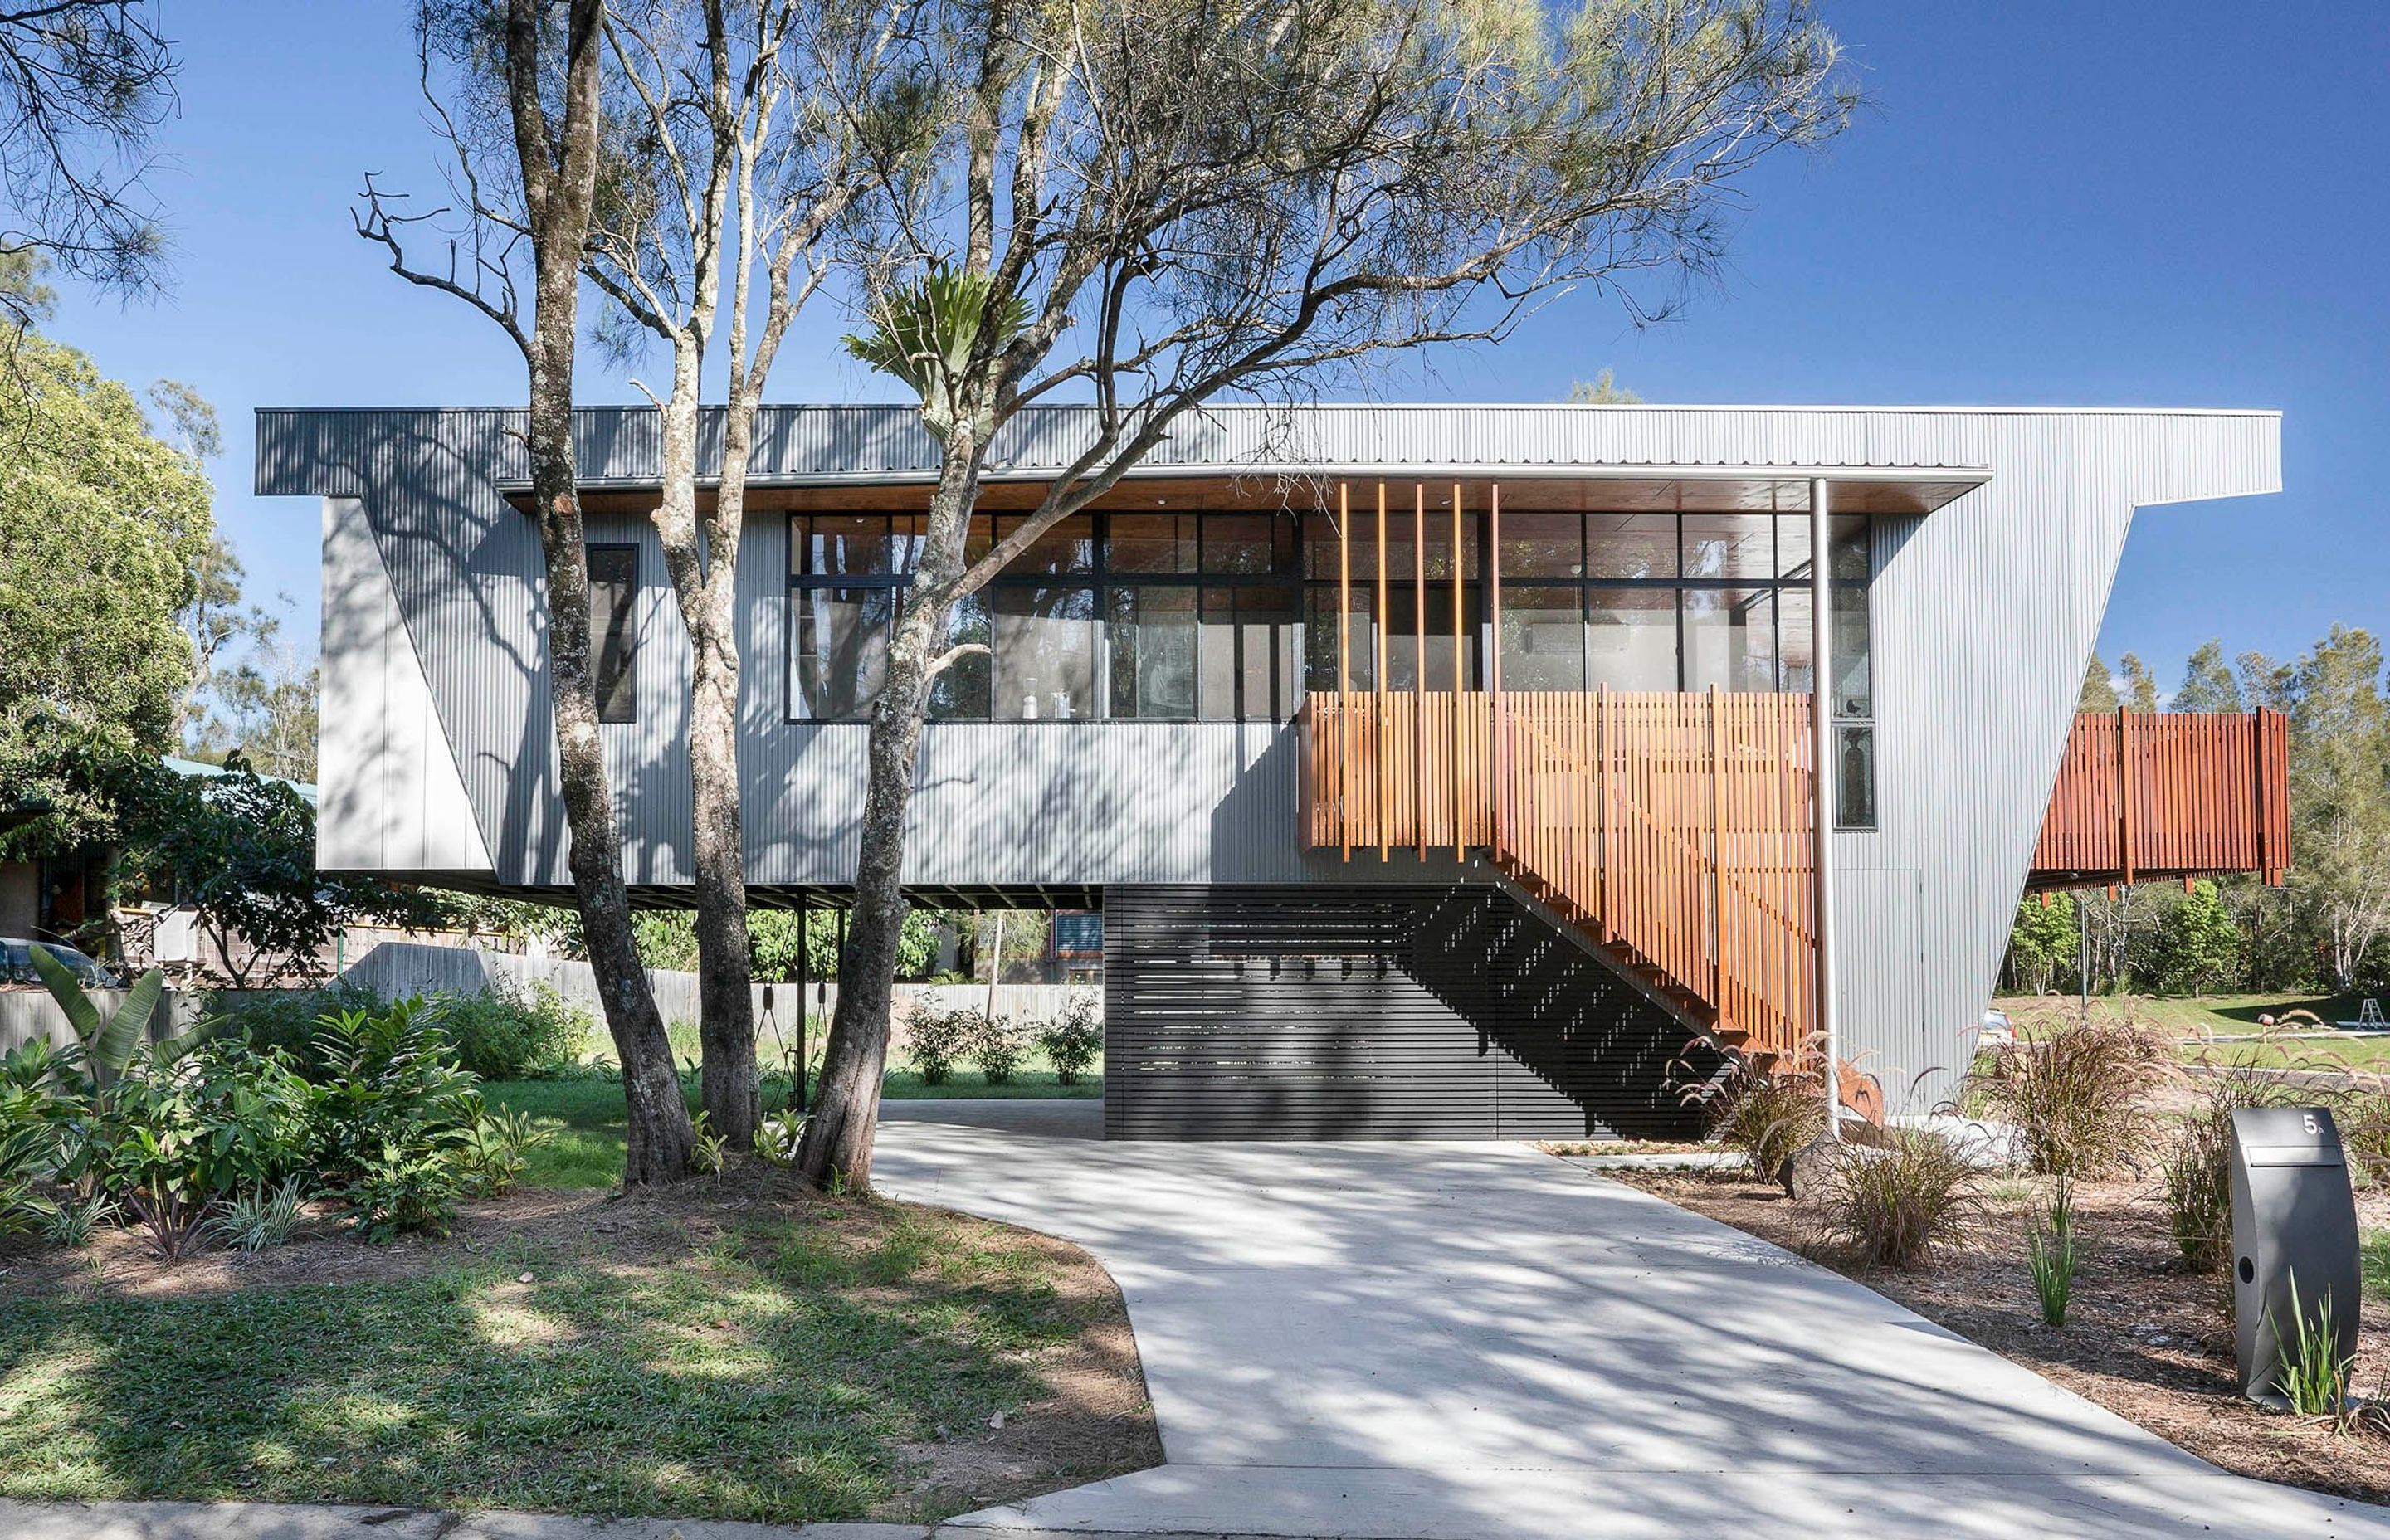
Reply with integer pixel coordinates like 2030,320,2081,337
1301,690,1819,1067
2028,709,2290,891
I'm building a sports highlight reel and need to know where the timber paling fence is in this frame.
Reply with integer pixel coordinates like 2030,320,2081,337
0,941,1099,1058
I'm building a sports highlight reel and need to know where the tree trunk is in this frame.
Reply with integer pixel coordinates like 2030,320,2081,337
797,436,983,1189
690,584,756,1143
512,0,692,1187
692,352,760,1143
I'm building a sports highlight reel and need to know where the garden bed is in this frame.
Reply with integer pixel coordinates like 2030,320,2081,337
1609,1162,2390,1505
0,1162,1159,1523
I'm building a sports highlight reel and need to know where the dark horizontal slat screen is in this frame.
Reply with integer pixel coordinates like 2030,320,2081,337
1104,885,1715,1140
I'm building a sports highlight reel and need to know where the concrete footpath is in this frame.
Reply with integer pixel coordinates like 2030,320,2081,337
0,1501,1320,1540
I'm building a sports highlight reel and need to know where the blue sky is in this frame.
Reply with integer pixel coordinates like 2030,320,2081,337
45,2,2385,690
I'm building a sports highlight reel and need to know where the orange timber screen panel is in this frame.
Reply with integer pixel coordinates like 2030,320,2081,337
1301,690,1817,1065
2031,709,2290,889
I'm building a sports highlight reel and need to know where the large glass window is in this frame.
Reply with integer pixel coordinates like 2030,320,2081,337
790,510,1298,722
1108,586,1196,719
1587,588,1676,691
588,544,639,724
780,504,1876,761
1682,587,1777,694
993,585,1098,719
792,587,895,720
1500,587,1587,691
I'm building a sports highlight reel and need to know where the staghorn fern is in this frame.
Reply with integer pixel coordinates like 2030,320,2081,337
841,265,1032,443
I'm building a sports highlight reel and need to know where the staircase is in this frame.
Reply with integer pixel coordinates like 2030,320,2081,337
1302,688,1819,1070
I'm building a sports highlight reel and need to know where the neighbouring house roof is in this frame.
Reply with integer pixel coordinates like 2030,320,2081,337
163,755,319,809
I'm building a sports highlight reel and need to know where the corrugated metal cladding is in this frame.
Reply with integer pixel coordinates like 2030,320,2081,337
275,402,2282,1113
1103,885,1716,1140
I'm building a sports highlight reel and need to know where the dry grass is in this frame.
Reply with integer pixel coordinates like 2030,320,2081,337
1690,1062,1823,1180
1969,1009,2170,1177
1807,1128,1981,1270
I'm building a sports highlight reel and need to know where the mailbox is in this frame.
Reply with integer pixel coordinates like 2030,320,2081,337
2229,1106,2360,1405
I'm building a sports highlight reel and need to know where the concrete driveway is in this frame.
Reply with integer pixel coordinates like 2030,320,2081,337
872,1103,2390,1540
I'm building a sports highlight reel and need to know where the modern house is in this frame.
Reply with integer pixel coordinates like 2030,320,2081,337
256,403,2288,1138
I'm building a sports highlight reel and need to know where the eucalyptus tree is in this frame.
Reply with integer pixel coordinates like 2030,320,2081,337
358,0,696,1183
0,1,177,338
583,0,910,1145
798,0,1852,1186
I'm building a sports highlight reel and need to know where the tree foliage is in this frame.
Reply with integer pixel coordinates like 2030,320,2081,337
127,758,441,989
2002,894,2078,996
0,329,212,768
0,1,178,338
801,0,1853,1187
2078,653,2118,712
2169,640,2241,714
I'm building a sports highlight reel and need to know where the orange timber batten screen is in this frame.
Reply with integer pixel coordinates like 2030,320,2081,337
2029,708,2290,890
1300,689,1819,1066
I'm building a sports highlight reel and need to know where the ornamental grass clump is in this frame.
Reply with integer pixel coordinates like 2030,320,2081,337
1967,1010,2168,1177
1695,1060,1825,1180
1811,1128,1979,1270
2163,1056,2305,1271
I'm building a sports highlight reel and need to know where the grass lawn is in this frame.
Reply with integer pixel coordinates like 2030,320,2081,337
491,1061,1102,1189
2176,1035,2390,1073
1993,991,2371,1038
0,1172,1154,1523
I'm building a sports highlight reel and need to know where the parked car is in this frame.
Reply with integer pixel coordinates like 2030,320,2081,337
1974,1007,2015,1049
0,938,117,988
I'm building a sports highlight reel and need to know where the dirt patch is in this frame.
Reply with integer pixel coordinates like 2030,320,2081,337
886,1224,1158,1517
1611,1163,2390,1505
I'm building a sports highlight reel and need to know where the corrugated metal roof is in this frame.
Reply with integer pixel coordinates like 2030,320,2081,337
256,402,2281,499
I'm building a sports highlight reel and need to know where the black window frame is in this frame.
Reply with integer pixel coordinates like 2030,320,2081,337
786,509,1302,724
587,541,641,725
780,504,1875,818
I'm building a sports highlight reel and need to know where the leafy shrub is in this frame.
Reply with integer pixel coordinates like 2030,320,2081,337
688,1112,729,1177
2335,1086,2390,1187
436,980,593,1078
1809,1128,1979,1270
330,1144,467,1243
5,959,321,1260
971,1014,1024,1085
1966,1011,2167,1177
309,999,484,1240
1036,997,1102,1085
215,979,589,1081
1694,1061,1824,1180
753,1110,804,1166
456,1108,557,1198
36,1194,113,1249
206,1178,308,1252
2028,1181,2080,1326
905,1002,978,1085
76,1040,319,1260
2275,1272,2353,1415
207,980,380,1070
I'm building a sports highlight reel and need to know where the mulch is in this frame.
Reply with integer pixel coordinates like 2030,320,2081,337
1612,1162,2390,1506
